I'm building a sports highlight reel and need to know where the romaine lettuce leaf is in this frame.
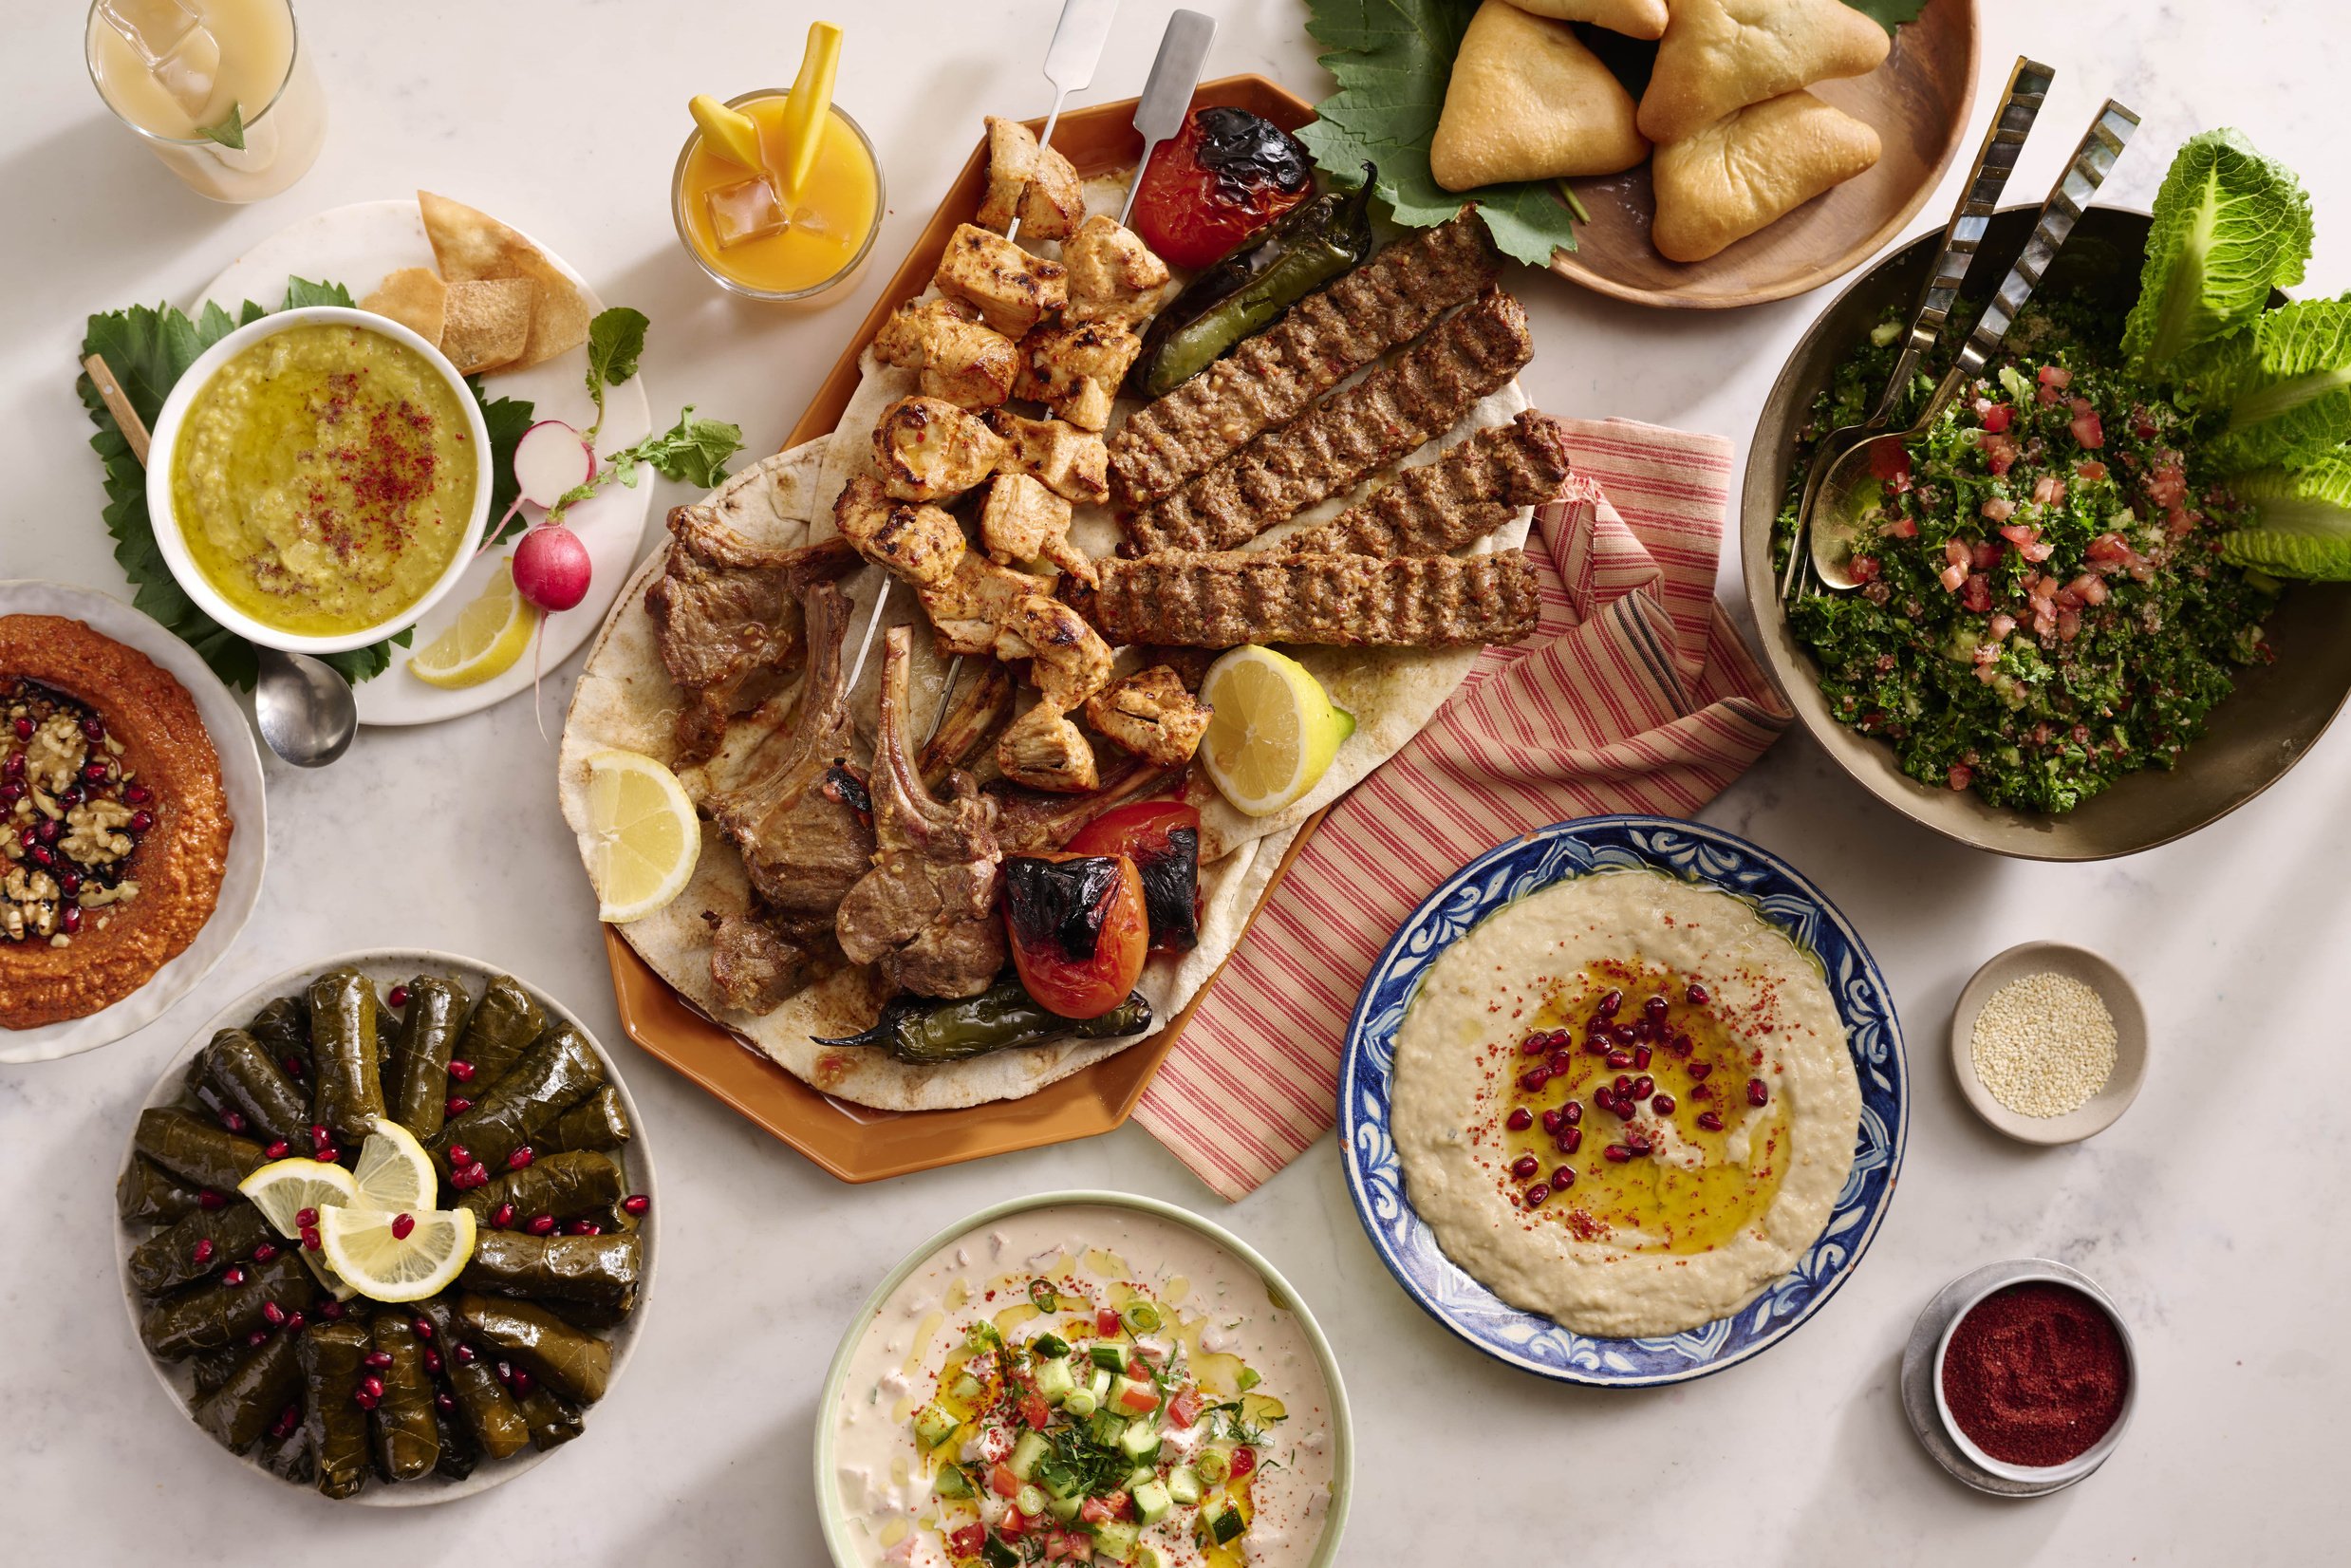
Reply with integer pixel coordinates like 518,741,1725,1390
2191,298,2351,471
2123,128,2313,375
2219,529,2351,579
2216,450,2351,580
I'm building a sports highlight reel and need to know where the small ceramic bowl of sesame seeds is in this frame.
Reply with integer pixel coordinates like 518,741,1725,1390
1950,943,2147,1146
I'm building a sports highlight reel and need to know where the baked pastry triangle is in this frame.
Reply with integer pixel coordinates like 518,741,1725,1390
1431,0,1650,190
1498,0,1670,40
1650,88,1881,262
1636,0,1890,145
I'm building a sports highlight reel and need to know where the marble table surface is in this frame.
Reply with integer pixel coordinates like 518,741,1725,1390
4,2,2343,1560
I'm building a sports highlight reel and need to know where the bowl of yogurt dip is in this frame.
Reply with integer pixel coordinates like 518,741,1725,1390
817,1190,1352,1567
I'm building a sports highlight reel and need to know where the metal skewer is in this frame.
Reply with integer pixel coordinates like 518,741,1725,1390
920,9,1217,746
844,0,1120,703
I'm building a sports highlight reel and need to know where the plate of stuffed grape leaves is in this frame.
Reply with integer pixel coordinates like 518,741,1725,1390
112,950,658,1504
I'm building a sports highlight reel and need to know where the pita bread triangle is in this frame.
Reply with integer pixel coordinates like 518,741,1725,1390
417,191,593,373
1636,0,1890,145
1500,0,1670,41
1430,0,1650,190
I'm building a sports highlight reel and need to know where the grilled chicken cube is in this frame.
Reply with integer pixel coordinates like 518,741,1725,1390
918,554,1043,658
996,703,1099,793
980,473,1094,587
871,395,1007,504
871,296,1020,411
1015,319,1142,433
998,591,1114,711
985,410,1109,507
1083,665,1213,767
833,474,966,588
977,117,1086,241
935,222,1068,338
1062,215,1171,324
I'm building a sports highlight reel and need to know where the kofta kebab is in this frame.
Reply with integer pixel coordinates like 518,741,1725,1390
645,106,1563,1015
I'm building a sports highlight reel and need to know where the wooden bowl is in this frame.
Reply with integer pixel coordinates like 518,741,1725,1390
1550,0,1979,308
1742,205,2351,859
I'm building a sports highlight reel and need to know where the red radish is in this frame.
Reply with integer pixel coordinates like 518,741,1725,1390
513,420,594,509
513,523,593,612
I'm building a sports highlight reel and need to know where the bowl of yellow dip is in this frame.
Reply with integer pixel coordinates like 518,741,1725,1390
147,307,492,654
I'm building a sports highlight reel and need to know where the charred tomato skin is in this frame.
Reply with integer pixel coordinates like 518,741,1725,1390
1066,799,1203,954
1002,852,1149,1020
1129,107,1315,270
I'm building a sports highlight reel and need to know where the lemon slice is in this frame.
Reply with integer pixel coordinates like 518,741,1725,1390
319,1204,477,1304
350,1121,437,1214
689,93,768,173
1197,645,1356,817
408,561,539,688
238,1158,360,1238
579,748,702,923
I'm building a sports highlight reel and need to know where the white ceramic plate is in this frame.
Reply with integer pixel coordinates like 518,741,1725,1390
113,949,660,1506
196,199,655,726
1950,942,2148,1146
0,581,267,1065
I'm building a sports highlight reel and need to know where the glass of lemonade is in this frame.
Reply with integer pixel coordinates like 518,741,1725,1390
673,89,885,304
84,0,327,203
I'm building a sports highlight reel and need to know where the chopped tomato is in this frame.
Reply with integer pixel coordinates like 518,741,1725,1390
1981,403,2013,434
1868,441,1912,485
1949,763,1974,792
1166,1387,1205,1429
1229,1445,1259,1479
1017,1391,1053,1431
1118,1381,1162,1414
1043,1532,1093,1561
1080,1494,1133,1523
1127,1358,1150,1380
1886,516,1919,539
1984,433,2018,476
1961,574,1992,614
2068,399,2104,450
989,1462,1022,1498
1096,1308,1122,1336
1849,554,1880,585
2076,460,2109,482
2036,364,2072,403
947,1522,987,1559
1002,853,1148,1020
1000,1507,1033,1538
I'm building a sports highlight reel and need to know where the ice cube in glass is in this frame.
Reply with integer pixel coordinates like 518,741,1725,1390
707,177,787,249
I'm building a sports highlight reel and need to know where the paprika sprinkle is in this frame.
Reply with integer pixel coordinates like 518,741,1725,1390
1940,1280,2131,1467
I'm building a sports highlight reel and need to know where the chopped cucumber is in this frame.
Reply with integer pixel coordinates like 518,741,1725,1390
982,1540,1019,1568
1203,1503,1244,1545
932,1463,973,1499
1121,1465,1156,1494
912,1404,958,1449
1092,1521,1142,1563
1036,1356,1077,1404
1033,1332,1071,1359
1130,1477,1174,1525
1016,1484,1049,1517
1090,1344,1128,1373
1088,1410,1129,1448
1063,1389,1099,1417
1166,1465,1202,1505
1236,1367,1261,1392
949,1372,986,1405
1089,1368,1112,1402
1045,1465,1089,1502
1117,1418,1162,1461
1048,1493,1084,1521
1008,1429,1049,1481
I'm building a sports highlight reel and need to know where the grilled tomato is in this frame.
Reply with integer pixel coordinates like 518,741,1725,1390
1129,107,1314,270
1002,852,1148,1020
1066,800,1203,954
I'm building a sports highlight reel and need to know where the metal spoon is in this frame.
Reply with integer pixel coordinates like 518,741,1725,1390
1801,99,2139,595
252,646,358,767
82,350,361,768
1785,57,2055,601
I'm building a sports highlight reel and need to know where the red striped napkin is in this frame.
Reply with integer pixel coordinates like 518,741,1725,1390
1132,417,1793,1199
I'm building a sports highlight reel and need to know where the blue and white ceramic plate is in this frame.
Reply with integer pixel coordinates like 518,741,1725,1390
1338,815,1906,1387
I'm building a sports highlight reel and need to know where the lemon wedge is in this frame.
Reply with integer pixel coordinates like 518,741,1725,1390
408,561,539,688
690,93,768,173
1198,645,1356,817
579,748,702,923
319,1204,477,1304
238,1158,360,1236
350,1121,438,1214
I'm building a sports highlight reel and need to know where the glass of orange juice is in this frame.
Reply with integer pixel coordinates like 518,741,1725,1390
673,89,885,305
84,0,327,203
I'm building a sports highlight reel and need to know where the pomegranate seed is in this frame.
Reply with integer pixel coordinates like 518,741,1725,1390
1626,1133,1653,1156
194,1187,220,1211
447,1060,476,1084
300,1226,322,1252
390,1212,416,1241
1686,1063,1711,1081
193,1238,215,1268
28,845,52,868
423,1348,442,1374
308,1125,331,1151
127,809,154,834
81,717,105,743
57,869,81,895
271,1405,300,1440
1604,1145,1632,1163
1605,1049,1632,1069
1651,1093,1676,1115
282,1056,305,1080
1518,1066,1550,1092
34,818,58,844
262,1301,287,1327
527,1214,557,1237
1524,1183,1551,1207
217,1110,247,1134
453,1343,476,1364
506,1146,534,1171
10,716,30,738
1595,990,1622,1017
1551,1166,1576,1187
247,1330,269,1348
411,1316,434,1340
124,783,152,806
1633,1044,1652,1071
317,1299,345,1321
284,1312,305,1334
511,1369,536,1396
295,1207,318,1227
264,1140,289,1160
252,1242,279,1262
435,1391,457,1415
1505,1107,1533,1132
1562,1101,1582,1126
1614,1074,1632,1095
447,1144,472,1167
1591,1088,1614,1116
221,1266,247,1287
315,1146,340,1166
82,761,109,784
1510,1154,1539,1179
1539,1108,1565,1134
621,1194,650,1217
490,1202,516,1228
364,1351,394,1371
387,985,411,1009
1547,1051,1572,1075
1631,1075,1653,1100
1697,1111,1726,1132
360,1374,385,1401
568,1220,604,1237
352,1388,380,1411
1521,1034,1548,1056
1747,1078,1769,1108
1556,1127,1583,1154
445,1095,474,1117
1547,1029,1572,1050
1613,1022,1639,1045
1644,995,1669,1018
61,905,84,935
1585,1034,1611,1055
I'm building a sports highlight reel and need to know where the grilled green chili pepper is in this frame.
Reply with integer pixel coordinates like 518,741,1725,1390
1130,167,1375,400
814,978,1154,1064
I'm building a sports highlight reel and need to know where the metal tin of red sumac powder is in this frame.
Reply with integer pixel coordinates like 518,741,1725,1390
1940,1280,2130,1466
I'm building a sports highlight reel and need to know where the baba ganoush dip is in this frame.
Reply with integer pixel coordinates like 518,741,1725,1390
829,1202,1340,1567
169,322,478,637
1391,871,1862,1338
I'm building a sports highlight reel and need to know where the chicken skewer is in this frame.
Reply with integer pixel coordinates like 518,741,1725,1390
924,8,1216,745
844,0,1117,700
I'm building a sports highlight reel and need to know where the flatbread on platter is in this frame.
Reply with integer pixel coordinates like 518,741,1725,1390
559,184,1534,1113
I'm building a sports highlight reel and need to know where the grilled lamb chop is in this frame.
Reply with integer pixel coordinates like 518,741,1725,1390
706,909,815,1015
644,505,859,763
701,581,876,920
835,626,1007,999
986,756,1186,854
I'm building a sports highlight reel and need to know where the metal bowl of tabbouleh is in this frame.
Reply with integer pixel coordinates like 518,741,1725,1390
146,306,492,654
